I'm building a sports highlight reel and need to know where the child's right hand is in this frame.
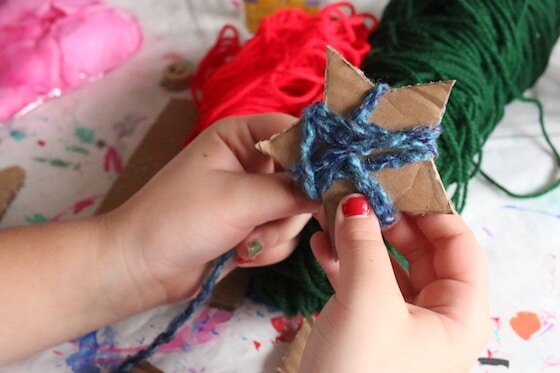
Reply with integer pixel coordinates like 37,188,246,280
102,113,319,312
301,194,490,372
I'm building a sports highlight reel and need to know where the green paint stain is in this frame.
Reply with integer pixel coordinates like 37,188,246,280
33,157,73,169
50,159,72,168
26,214,50,225
66,145,89,155
10,130,26,141
75,127,95,144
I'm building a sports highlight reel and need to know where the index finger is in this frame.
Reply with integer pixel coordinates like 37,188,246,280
214,113,298,172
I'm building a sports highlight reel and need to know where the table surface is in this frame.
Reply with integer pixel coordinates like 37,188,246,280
1,1,559,372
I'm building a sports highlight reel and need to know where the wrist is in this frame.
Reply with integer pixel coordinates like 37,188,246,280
94,212,170,321
96,209,207,320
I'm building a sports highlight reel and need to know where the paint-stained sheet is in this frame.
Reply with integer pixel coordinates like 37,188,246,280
0,0,559,372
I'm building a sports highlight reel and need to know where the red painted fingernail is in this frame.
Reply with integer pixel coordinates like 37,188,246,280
235,256,254,265
342,196,371,217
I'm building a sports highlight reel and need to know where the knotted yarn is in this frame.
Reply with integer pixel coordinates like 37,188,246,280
291,83,441,228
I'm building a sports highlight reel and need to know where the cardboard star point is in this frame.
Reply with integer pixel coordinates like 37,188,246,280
257,47,455,241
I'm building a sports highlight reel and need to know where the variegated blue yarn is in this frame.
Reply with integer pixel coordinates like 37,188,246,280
290,83,442,227
114,250,234,372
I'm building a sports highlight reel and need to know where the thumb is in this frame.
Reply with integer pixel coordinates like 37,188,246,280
334,194,403,307
227,172,319,226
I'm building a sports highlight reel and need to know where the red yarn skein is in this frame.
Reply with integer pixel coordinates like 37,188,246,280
188,2,378,141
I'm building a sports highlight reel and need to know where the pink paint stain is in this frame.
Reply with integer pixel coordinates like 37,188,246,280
543,357,560,369
536,311,556,338
51,195,103,221
103,146,123,174
163,51,185,61
72,197,97,214
91,344,144,356
158,308,233,353
271,315,304,343
489,316,502,344
66,308,233,367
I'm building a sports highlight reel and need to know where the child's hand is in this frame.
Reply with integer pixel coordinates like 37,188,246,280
0,113,320,364
105,113,320,308
301,194,489,372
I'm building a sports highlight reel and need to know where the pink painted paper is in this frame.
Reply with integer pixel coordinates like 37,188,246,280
0,0,142,122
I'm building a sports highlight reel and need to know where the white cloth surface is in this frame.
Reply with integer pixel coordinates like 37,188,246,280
1,1,559,372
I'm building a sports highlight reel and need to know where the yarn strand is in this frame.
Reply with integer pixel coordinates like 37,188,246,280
479,96,560,199
114,251,234,372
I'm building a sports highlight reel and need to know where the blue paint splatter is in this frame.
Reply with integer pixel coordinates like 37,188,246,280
66,327,118,372
481,226,494,238
66,332,102,373
25,213,50,225
192,313,211,333
501,204,560,220
75,127,95,144
10,130,26,141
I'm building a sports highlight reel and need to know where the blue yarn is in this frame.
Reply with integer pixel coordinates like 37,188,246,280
290,83,442,227
114,250,234,372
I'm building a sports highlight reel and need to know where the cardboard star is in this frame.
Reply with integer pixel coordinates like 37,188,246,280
257,47,454,241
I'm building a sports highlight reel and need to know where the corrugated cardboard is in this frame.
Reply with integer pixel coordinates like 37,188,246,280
209,266,250,310
257,47,454,244
96,99,196,214
0,165,26,220
131,361,164,373
277,317,314,373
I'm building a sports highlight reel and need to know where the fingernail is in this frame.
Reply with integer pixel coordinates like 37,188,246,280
342,196,371,217
235,256,254,264
247,240,264,258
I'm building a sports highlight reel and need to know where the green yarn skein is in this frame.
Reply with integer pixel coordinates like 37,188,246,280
250,0,560,316
363,0,560,210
